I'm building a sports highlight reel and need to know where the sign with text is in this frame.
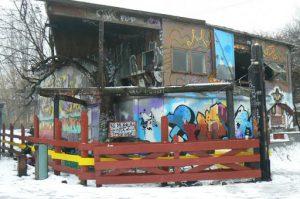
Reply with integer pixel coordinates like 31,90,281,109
108,121,137,138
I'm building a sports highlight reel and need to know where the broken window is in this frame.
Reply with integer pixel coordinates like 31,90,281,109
172,48,188,72
191,51,206,74
264,62,287,81
234,46,251,87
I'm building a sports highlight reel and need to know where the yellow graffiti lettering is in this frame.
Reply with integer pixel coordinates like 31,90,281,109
187,29,210,49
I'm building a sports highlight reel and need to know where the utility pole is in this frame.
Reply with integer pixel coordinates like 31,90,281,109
248,43,271,181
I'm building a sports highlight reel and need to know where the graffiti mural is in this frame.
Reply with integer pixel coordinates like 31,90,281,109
255,40,289,64
166,102,228,142
267,87,293,129
39,66,91,140
104,58,119,87
114,93,256,142
140,110,158,142
214,29,235,80
167,102,254,141
235,105,253,139
186,29,211,49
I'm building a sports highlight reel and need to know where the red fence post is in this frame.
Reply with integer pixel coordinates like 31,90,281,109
54,118,62,175
21,124,25,145
9,124,13,157
161,116,169,143
1,124,5,153
34,115,39,139
80,111,88,185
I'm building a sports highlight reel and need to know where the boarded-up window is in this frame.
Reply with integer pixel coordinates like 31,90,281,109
191,52,206,74
173,49,188,72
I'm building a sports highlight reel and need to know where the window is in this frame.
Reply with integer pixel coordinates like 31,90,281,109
264,62,287,81
191,52,206,74
173,49,188,72
172,49,206,74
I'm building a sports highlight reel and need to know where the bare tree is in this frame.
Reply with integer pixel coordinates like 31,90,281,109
0,0,98,125
273,13,300,128
0,0,53,125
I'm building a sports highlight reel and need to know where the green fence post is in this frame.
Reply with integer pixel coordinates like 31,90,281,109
35,144,48,180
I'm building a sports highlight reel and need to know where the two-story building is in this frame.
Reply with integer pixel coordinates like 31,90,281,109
39,0,295,143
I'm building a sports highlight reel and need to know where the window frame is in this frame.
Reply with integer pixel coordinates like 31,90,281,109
172,48,207,75
191,50,207,75
172,48,189,73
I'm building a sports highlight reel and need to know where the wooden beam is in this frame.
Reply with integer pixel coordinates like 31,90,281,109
47,2,161,30
37,83,233,97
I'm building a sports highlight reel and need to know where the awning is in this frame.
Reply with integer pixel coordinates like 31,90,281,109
265,62,286,73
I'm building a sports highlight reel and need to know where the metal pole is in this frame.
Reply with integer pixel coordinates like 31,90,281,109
248,43,271,181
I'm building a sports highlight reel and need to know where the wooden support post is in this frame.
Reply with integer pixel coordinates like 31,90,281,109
161,116,169,143
80,111,88,185
53,96,59,138
21,124,25,145
226,89,235,138
1,124,5,153
34,115,39,139
54,118,62,176
98,20,104,88
9,124,13,157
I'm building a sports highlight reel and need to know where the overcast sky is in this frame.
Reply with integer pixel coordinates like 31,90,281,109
77,0,300,34
1,0,300,34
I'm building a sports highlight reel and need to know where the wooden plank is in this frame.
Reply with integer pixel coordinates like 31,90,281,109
102,169,130,176
221,163,250,171
105,154,129,161
95,155,260,170
93,139,259,155
142,167,170,175
24,137,79,148
95,169,261,184
221,149,244,156
185,165,209,173
161,116,169,143
50,163,79,175
78,171,96,180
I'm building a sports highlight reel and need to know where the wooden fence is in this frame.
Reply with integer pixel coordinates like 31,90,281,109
0,112,262,186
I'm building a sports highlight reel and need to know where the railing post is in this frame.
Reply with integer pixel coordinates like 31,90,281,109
9,123,13,157
34,115,40,139
161,116,169,143
1,124,5,153
54,118,62,175
21,124,25,145
80,111,88,186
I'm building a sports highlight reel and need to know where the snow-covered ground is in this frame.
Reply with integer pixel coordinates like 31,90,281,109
1,143,300,199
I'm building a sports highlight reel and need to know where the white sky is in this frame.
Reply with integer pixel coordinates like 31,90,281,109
76,0,300,34
1,0,300,34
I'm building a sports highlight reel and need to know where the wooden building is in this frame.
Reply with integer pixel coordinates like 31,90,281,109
39,0,295,143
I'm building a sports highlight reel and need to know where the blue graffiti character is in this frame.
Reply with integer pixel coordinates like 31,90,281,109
167,105,195,142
